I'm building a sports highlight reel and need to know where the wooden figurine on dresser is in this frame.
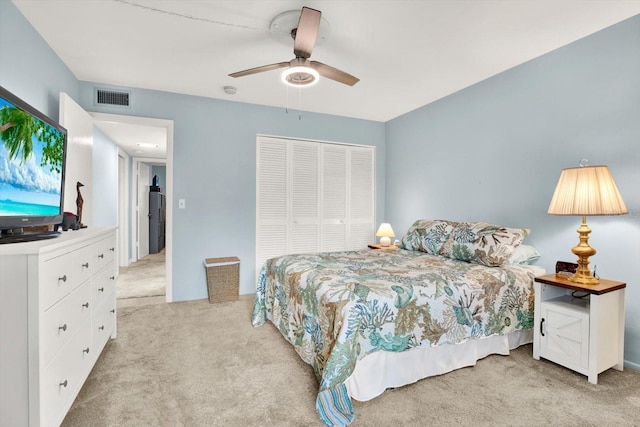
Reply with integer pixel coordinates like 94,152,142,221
76,181,87,228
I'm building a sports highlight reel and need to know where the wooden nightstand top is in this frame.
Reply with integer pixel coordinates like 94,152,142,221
368,244,398,250
535,274,626,295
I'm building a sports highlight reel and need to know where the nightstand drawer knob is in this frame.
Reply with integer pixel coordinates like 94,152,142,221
540,318,545,337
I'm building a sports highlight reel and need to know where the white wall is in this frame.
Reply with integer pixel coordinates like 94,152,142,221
93,125,118,226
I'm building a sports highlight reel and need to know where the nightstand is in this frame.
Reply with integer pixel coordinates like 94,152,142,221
368,244,398,249
533,274,626,384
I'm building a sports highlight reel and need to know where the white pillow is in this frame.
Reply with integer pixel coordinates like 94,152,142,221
506,244,541,265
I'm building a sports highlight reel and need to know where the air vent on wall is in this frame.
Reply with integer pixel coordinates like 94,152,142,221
94,88,131,107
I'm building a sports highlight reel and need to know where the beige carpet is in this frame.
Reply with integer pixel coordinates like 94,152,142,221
116,250,166,299
63,297,640,426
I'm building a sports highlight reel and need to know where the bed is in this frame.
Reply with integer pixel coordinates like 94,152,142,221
252,220,544,426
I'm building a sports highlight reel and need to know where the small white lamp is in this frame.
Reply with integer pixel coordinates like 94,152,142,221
376,223,395,247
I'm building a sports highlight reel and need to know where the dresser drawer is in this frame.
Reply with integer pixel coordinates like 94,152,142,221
94,235,116,272
93,291,116,355
73,243,94,285
42,322,92,426
40,251,78,311
92,262,116,313
41,282,91,365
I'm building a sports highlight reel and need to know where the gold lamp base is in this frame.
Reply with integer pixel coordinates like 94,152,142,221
568,215,599,285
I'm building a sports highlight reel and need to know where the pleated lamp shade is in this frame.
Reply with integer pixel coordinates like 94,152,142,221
548,165,627,216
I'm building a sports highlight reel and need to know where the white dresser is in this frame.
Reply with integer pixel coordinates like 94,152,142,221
0,227,117,427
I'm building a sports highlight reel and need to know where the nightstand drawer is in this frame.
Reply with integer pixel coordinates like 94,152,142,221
540,297,589,371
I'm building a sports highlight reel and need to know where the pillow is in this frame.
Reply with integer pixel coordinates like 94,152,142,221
438,222,529,267
399,219,457,254
506,244,541,265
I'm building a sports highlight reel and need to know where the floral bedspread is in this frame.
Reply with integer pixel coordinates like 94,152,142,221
252,249,537,426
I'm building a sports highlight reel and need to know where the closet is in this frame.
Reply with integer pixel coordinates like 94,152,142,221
256,135,375,279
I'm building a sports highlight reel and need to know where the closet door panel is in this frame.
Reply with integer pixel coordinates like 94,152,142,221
256,138,288,275
290,141,319,254
320,144,347,251
348,147,375,249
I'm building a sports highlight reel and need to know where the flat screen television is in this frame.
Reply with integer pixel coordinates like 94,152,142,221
0,85,67,243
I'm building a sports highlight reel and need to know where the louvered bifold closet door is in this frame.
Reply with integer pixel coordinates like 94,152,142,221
256,136,375,284
256,137,288,277
290,141,320,254
320,144,348,252
348,146,375,250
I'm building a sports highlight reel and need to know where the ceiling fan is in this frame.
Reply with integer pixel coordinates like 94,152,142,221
229,7,359,87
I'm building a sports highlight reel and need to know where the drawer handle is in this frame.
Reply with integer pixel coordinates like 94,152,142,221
83,347,90,354
540,318,545,337
98,254,104,259
82,262,89,269
59,380,68,388
99,325,105,331
82,302,89,308
58,275,67,282
98,287,104,292
110,247,115,252
58,324,67,332
110,309,115,314
110,276,115,280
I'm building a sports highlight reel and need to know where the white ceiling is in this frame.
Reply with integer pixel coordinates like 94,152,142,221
12,0,640,156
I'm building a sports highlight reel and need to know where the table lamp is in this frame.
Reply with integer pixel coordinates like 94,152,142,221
376,223,395,247
547,164,627,285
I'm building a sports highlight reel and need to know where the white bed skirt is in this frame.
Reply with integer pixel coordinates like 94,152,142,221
345,329,533,401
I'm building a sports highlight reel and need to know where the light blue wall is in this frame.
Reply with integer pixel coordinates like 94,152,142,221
77,83,387,301
385,15,640,367
92,126,118,226
0,0,79,122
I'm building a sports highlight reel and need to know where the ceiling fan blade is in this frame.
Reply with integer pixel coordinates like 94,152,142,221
229,62,290,78
293,7,321,59
310,61,360,86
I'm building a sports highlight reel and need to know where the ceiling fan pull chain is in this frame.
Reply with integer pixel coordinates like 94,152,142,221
285,83,289,114
299,85,302,120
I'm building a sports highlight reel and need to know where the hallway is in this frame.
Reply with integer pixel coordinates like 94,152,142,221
117,249,166,307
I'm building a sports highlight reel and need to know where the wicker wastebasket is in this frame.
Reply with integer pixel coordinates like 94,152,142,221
203,257,240,303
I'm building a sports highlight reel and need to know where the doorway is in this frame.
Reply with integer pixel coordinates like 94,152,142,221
92,112,174,302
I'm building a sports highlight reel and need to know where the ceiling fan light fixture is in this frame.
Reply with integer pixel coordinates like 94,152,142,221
281,66,319,87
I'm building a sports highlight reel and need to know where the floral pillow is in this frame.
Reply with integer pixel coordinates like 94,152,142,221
438,222,529,267
400,219,458,254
